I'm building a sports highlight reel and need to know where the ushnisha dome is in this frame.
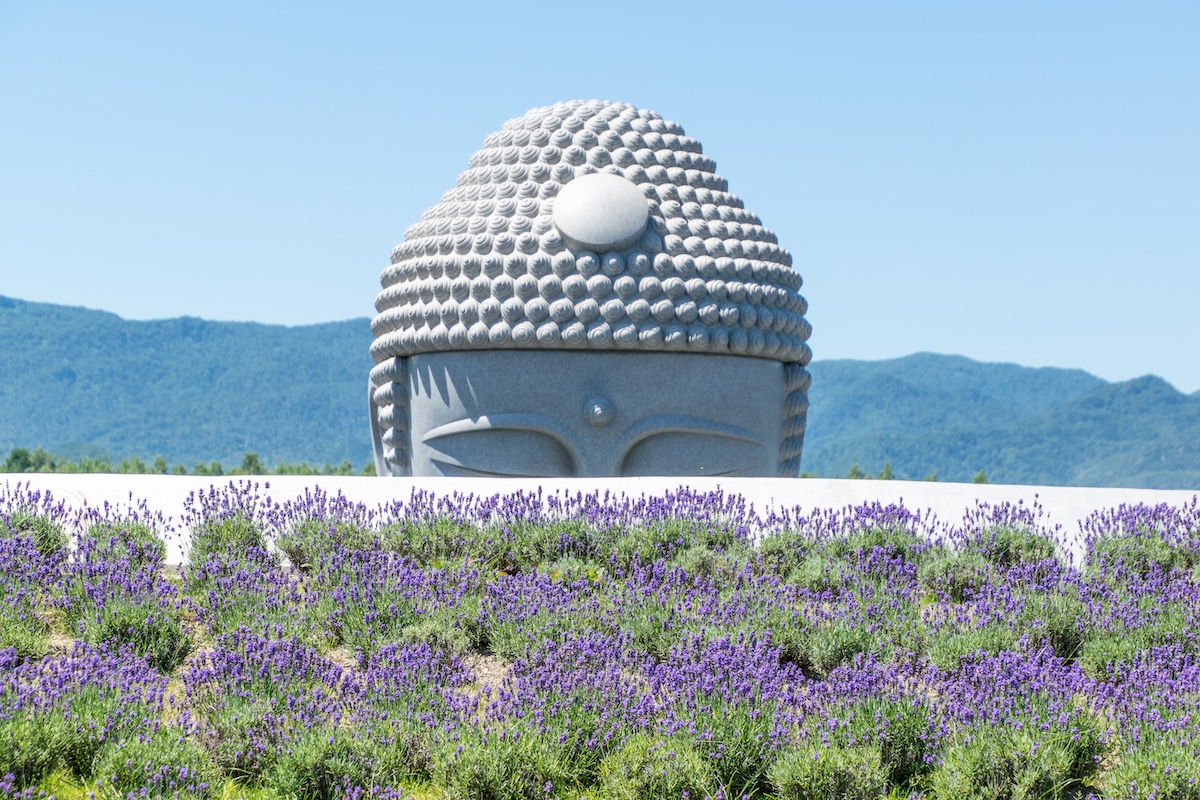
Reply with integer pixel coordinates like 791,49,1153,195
371,100,812,366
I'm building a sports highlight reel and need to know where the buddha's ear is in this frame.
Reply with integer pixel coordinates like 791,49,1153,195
369,357,411,477
368,376,389,476
778,362,811,477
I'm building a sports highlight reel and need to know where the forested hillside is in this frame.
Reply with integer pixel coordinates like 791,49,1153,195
805,355,1200,487
0,296,371,468
3,296,1198,487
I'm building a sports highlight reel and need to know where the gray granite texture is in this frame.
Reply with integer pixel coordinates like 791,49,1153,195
371,100,811,477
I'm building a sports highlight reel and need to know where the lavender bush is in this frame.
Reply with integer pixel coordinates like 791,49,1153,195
1,480,1198,799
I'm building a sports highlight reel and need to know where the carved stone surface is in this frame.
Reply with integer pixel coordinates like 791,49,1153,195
371,100,811,477
402,351,783,477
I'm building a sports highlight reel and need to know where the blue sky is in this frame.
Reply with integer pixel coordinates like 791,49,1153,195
2,1,1197,392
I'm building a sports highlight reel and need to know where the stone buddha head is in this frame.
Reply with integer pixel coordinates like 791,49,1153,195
369,100,811,477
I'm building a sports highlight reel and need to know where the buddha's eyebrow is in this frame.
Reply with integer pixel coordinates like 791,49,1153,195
422,414,583,460
614,415,762,463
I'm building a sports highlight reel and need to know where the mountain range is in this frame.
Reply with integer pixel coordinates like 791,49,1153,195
2,295,1197,488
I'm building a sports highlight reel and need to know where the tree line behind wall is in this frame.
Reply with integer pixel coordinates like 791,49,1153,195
4,447,993,483
1,448,376,476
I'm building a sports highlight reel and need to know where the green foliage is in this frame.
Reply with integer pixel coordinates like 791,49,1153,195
757,530,813,577
93,728,220,799
2,446,198,475
793,619,876,678
4,447,61,473
0,712,63,789
823,462,906,481
786,553,851,595
0,511,58,661
85,520,167,568
488,603,609,662
1100,738,1200,799
1021,591,1088,660
270,459,364,476
377,517,481,566
620,598,685,664
829,526,930,568
973,470,989,484
611,517,740,572
263,727,375,800
928,721,1102,799
0,610,50,662
701,702,784,797
81,597,192,673
6,509,68,557
598,733,716,800
878,709,933,789
668,542,724,579
926,625,1020,673
361,714,435,784
201,697,280,780
538,556,606,586
1078,603,1192,679
375,513,739,579
834,697,935,789
395,612,476,660
766,743,888,799
0,678,165,786
57,685,128,780
118,455,150,474
275,518,373,574
1078,634,1143,681
918,549,989,601
976,526,1059,570
434,727,578,800
238,452,264,474
1088,530,1198,578
188,515,268,566
319,579,424,654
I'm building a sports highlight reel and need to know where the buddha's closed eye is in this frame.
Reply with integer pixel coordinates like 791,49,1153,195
620,432,762,477
421,415,577,477
420,413,765,477
616,416,765,477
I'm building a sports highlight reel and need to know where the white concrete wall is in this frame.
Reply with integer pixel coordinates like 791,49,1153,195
5,474,1197,567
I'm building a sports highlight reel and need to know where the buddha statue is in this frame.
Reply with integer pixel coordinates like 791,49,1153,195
369,100,811,477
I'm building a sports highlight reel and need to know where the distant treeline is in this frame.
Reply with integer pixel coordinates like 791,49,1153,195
803,463,986,483
3,447,992,483
820,462,988,482
2,447,376,476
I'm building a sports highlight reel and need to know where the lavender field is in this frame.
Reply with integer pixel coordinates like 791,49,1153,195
2,481,1199,800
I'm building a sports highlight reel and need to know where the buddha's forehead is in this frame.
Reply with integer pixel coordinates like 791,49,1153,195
409,350,776,417
370,99,812,367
